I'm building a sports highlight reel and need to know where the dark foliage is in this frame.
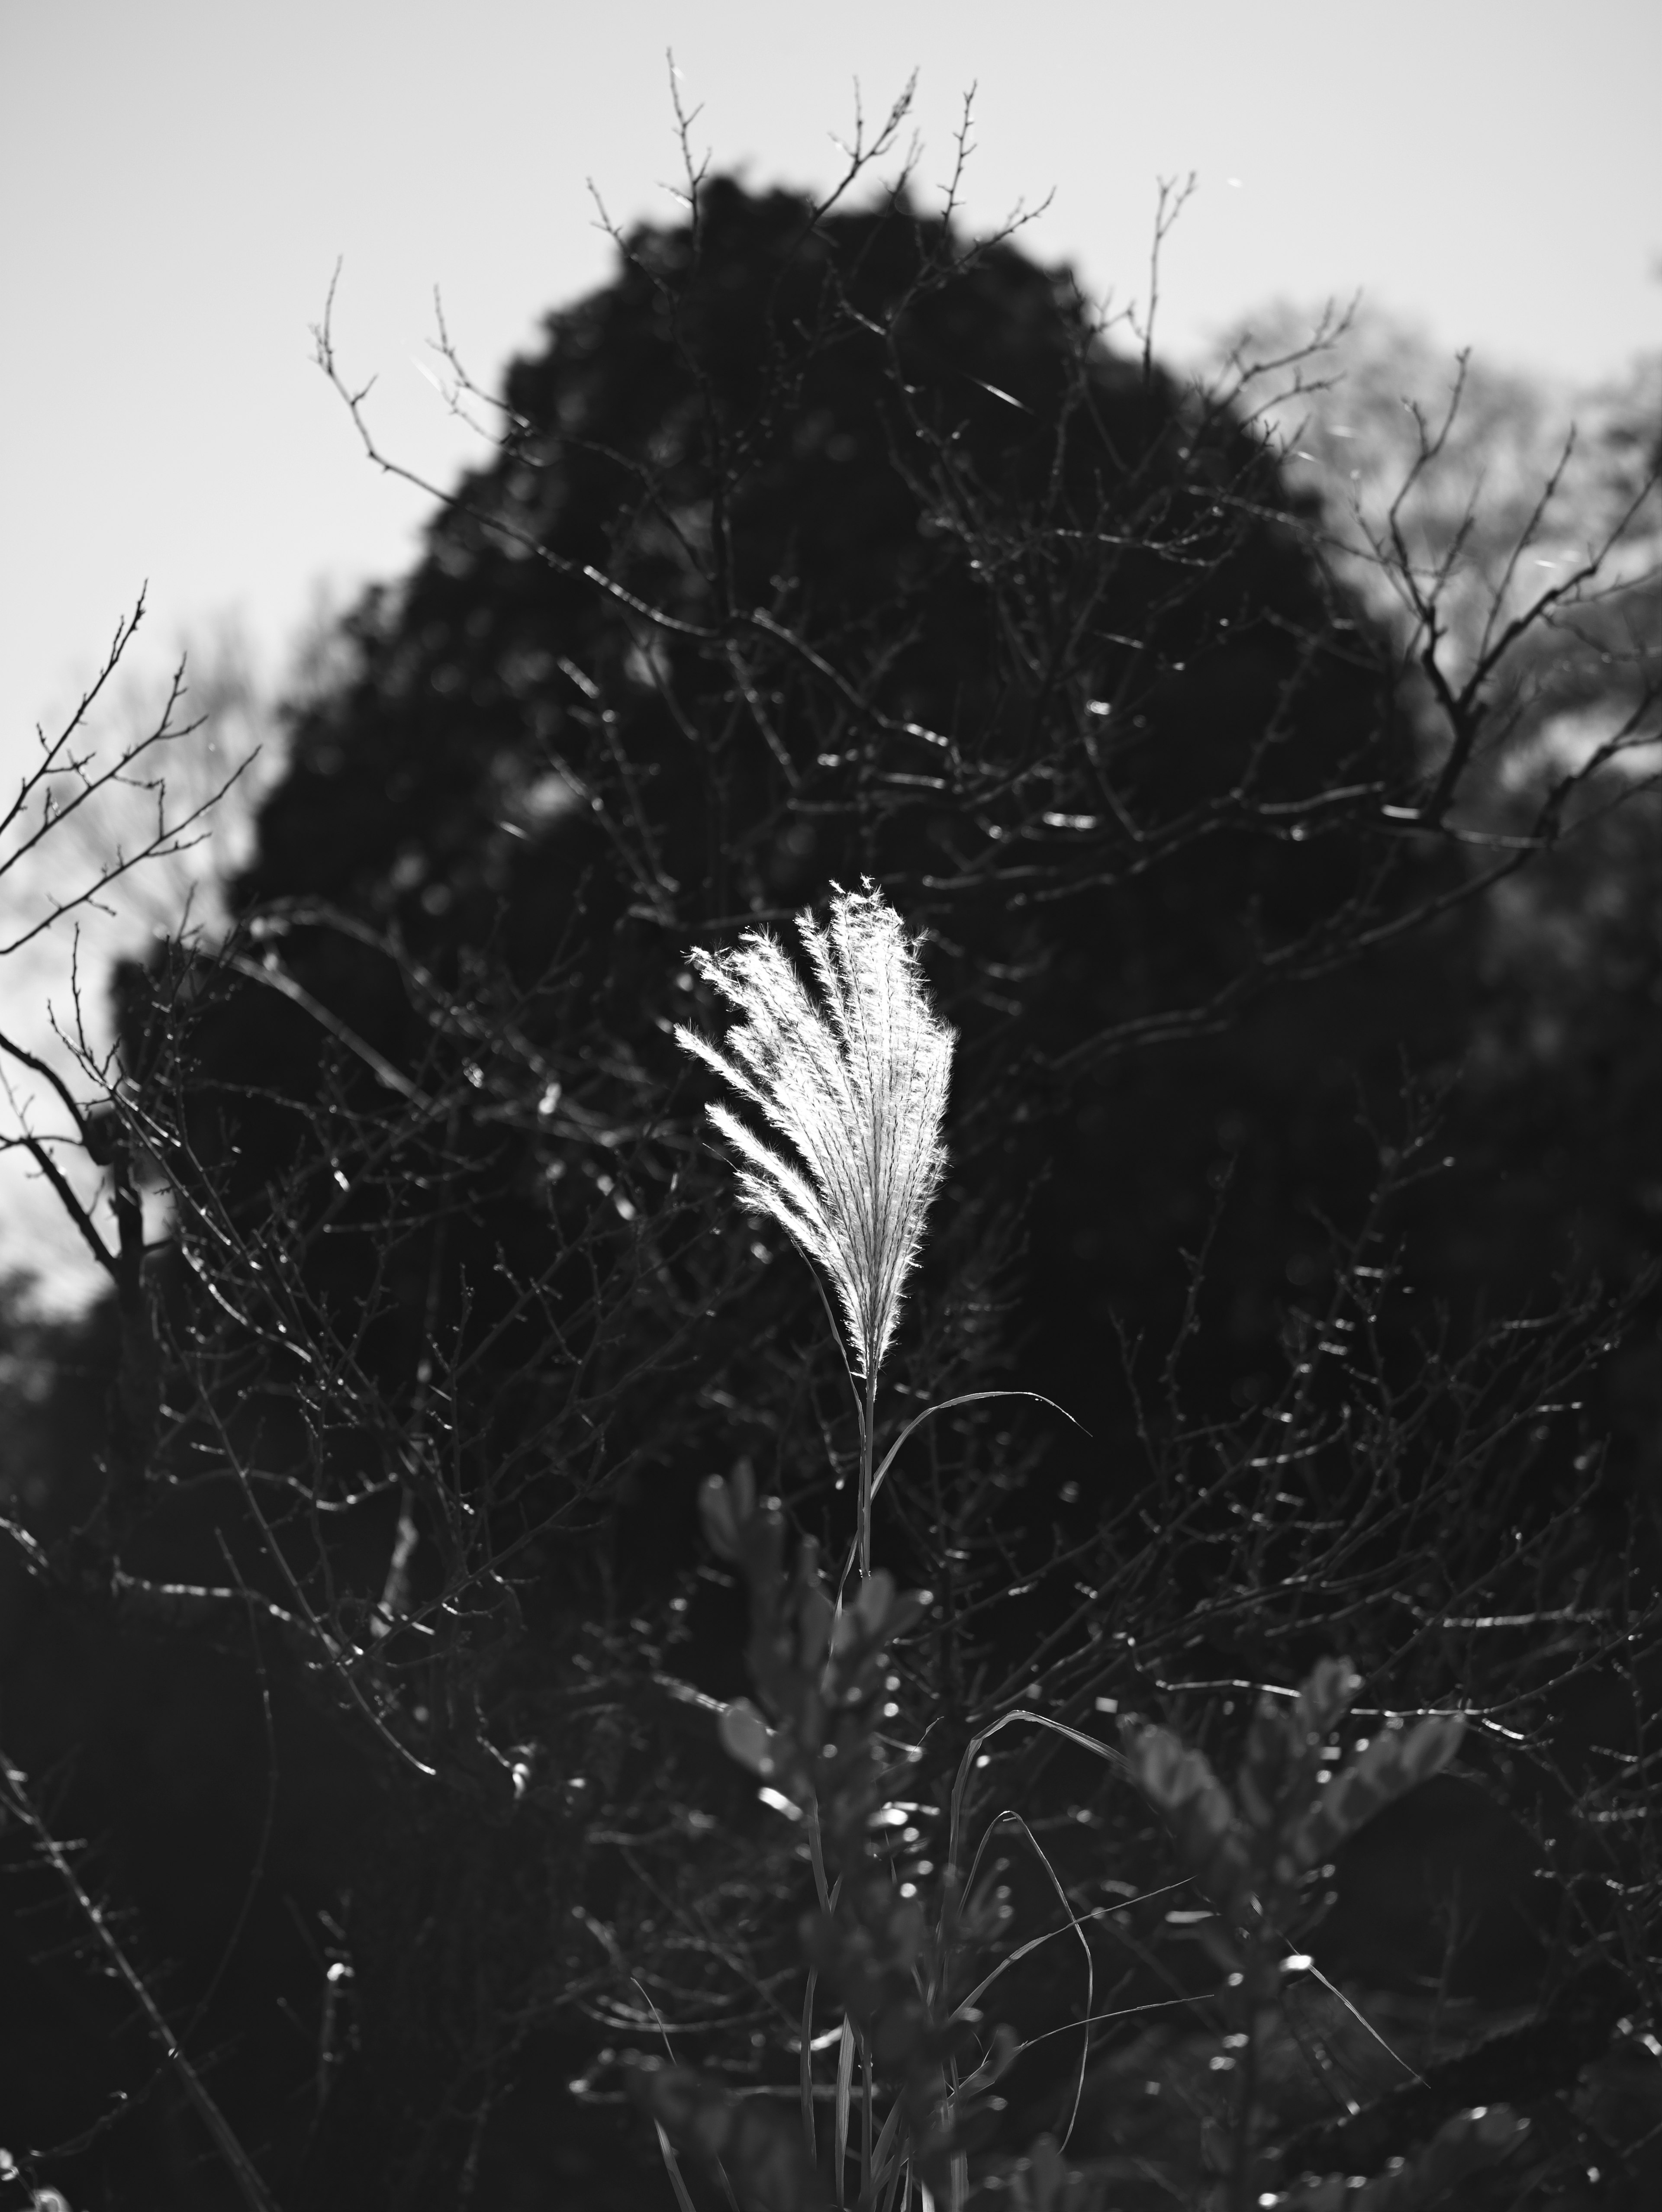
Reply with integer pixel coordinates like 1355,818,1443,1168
1,173,1658,2209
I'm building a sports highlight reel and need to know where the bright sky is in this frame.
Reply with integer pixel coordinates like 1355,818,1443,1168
1,0,1659,1302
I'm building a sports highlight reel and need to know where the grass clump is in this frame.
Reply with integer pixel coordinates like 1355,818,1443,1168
637,884,1533,2212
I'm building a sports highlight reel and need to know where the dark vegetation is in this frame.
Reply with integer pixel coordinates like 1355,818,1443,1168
2,130,1659,2209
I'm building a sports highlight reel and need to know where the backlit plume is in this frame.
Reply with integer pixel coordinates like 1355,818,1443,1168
675,883,954,1381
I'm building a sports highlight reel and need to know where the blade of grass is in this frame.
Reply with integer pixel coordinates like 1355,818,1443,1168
801,1966,820,2164
869,2090,906,2199
652,2120,700,2212
951,1884,1188,2019
633,1975,741,2209
835,2014,856,2195
943,1710,1127,1919
869,1391,1085,1503
862,2027,874,2196
956,1812,1095,2153
876,2141,910,2212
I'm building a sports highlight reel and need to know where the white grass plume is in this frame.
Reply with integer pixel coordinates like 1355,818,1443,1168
675,882,954,1384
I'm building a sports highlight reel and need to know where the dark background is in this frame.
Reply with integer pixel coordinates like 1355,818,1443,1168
1,179,1658,2209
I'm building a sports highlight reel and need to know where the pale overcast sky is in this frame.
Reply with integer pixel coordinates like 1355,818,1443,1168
2,0,1659,1300
4,0,1659,761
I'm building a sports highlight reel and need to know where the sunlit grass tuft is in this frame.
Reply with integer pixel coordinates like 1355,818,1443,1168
675,879,953,1390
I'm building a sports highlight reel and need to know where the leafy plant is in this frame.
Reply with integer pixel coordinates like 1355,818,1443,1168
634,884,1522,2212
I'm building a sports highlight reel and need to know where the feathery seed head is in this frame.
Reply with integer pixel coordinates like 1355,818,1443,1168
675,882,953,1381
